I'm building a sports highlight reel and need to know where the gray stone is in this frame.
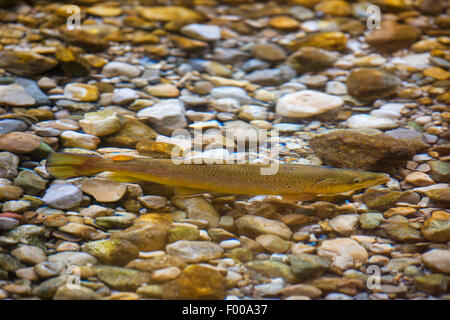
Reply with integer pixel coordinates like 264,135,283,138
14,77,50,105
0,120,27,135
210,87,254,104
0,217,19,231
0,152,19,178
137,99,187,135
42,184,83,209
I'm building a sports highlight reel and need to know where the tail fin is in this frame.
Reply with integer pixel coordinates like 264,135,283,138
46,153,108,179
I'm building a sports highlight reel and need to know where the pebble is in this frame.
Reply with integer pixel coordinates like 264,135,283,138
0,119,27,135
64,83,99,102
235,215,292,240
276,90,343,118
48,252,98,266
0,152,19,178
0,217,19,231
0,84,35,107
405,172,435,187
181,24,221,41
422,249,450,274
210,87,254,105
166,240,224,263
346,68,401,101
81,178,127,203
42,184,83,209
79,110,122,137
102,61,141,78
0,0,447,301
137,99,187,135
329,214,359,235
252,43,287,63
83,239,139,266
60,131,100,150
318,238,369,266
0,132,41,154
11,245,46,265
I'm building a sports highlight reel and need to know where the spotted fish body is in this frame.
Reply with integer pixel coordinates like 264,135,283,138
46,153,390,202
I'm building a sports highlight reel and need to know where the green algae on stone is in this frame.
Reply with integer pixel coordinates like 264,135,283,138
414,274,448,295
363,189,420,211
82,239,139,266
105,118,158,148
245,260,297,284
421,212,450,243
162,264,227,300
429,161,450,183
111,213,172,251
359,213,385,230
168,224,200,243
93,265,151,291
0,253,25,272
32,275,69,299
289,254,330,280
13,170,47,195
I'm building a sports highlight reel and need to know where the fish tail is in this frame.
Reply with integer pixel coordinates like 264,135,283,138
46,153,109,179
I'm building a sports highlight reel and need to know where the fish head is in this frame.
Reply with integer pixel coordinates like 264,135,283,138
311,169,390,194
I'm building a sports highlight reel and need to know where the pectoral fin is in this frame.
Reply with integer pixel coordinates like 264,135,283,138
97,172,143,183
280,193,316,203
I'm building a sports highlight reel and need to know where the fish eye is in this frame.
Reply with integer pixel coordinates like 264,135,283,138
353,178,362,184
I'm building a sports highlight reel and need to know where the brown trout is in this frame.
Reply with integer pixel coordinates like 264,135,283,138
46,152,390,202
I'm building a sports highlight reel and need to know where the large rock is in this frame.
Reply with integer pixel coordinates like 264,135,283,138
93,265,151,290
421,211,450,243
0,50,57,76
309,129,416,170
346,68,401,101
235,215,292,240
162,265,226,300
79,110,121,136
289,254,330,280
137,99,187,135
363,188,420,211
422,249,450,274
276,90,343,119
112,214,172,251
0,84,35,107
83,239,139,266
287,47,339,73
42,184,83,209
366,20,421,52
140,6,206,22
0,152,19,178
171,196,220,228
166,240,224,263
318,238,369,266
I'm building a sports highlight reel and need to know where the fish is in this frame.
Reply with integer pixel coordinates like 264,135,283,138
45,152,390,203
